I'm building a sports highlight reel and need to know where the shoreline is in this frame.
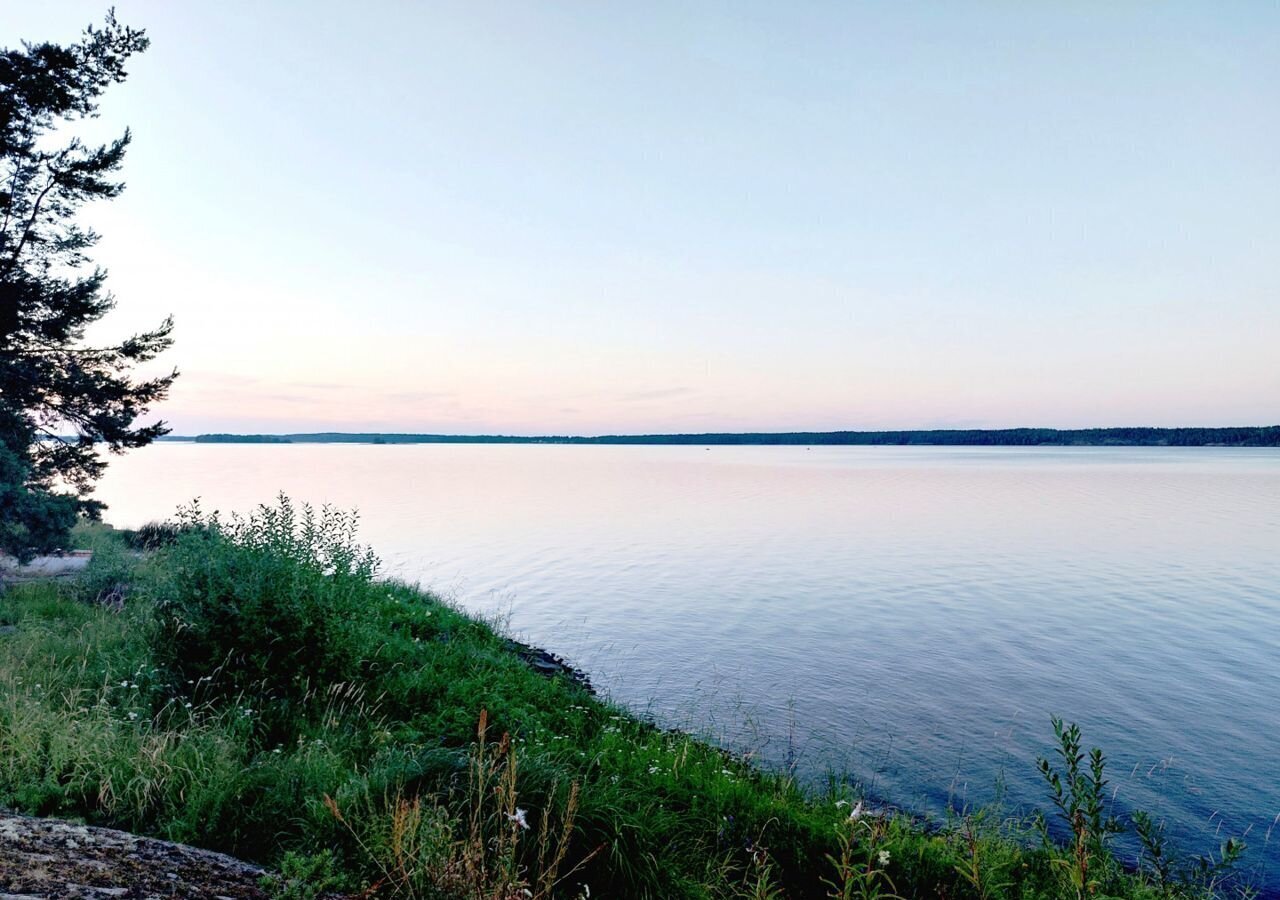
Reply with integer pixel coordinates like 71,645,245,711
0,515,1260,898
166,425,1280,447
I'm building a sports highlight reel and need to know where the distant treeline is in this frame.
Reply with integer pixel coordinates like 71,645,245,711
186,434,293,444
178,427,1280,446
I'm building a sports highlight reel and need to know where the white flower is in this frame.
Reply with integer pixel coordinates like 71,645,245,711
848,801,864,821
507,808,529,830
878,850,891,867
127,712,138,720
184,702,193,709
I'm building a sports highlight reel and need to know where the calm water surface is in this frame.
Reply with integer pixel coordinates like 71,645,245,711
96,444,1280,879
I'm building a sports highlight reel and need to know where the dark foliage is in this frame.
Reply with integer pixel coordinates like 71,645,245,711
0,12,175,561
186,426,1280,447
119,520,195,551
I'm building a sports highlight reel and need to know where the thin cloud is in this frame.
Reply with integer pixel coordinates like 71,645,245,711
384,390,459,404
620,387,695,403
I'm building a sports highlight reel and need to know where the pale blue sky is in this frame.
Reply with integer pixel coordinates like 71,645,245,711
10,2,1279,433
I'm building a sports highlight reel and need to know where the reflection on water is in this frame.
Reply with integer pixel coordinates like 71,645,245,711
96,444,1280,878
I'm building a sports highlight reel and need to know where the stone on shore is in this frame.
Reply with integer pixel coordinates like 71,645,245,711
0,813,269,899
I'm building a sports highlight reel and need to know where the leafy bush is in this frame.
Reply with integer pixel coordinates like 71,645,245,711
149,496,378,735
1037,716,1124,897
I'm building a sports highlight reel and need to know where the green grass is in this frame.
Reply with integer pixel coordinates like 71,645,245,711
0,500,1256,898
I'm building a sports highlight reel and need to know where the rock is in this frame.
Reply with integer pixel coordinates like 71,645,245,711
0,813,270,899
502,639,594,694
0,552,92,584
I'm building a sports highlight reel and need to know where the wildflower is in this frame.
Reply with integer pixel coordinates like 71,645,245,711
848,801,864,821
128,712,138,720
184,702,193,709
878,849,891,867
120,680,129,687
507,808,529,830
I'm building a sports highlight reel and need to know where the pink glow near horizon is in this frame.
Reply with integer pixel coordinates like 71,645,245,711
12,2,1279,434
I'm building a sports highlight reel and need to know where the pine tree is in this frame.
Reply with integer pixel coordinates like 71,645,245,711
1,11,175,561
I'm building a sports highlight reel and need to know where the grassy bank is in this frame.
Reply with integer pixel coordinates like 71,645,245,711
0,499,1254,898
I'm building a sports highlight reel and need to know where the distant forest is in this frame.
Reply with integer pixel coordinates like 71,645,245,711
177,427,1280,446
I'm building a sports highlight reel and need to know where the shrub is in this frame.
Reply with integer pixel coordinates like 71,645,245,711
149,496,379,737
122,521,191,551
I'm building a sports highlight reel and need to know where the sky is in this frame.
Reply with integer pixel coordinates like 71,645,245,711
8,2,1279,434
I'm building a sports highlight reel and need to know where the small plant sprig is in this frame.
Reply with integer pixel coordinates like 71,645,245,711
953,811,1011,900
822,808,902,900
259,849,344,900
1133,809,1252,898
464,708,602,899
1133,809,1173,891
741,824,786,900
1188,836,1250,897
1037,717,1123,898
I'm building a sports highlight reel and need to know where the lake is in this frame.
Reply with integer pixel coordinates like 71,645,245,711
95,443,1280,880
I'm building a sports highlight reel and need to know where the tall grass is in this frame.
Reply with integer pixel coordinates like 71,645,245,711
0,500,1256,898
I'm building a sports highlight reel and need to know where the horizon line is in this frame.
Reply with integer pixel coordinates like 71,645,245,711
155,425,1280,448
169,424,1280,437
